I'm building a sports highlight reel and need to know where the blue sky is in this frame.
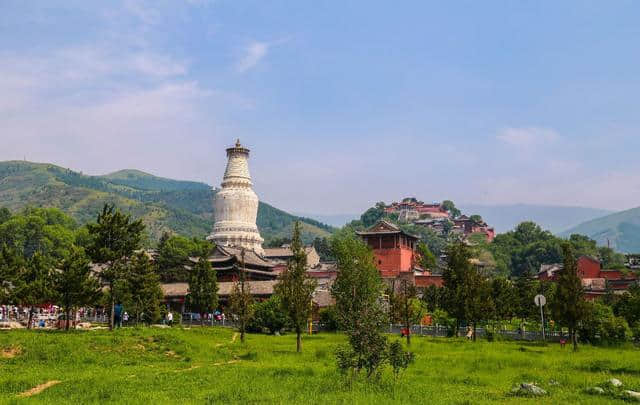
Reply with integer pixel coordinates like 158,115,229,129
1,1,639,215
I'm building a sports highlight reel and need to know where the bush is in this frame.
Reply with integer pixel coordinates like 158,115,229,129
247,296,288,334
578,302,630,345
319,306,340,331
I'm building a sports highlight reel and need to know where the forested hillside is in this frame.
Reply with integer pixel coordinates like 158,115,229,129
0,161,333,244
561,206,640,253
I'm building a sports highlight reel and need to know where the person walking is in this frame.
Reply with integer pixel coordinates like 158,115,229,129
167,311,173,326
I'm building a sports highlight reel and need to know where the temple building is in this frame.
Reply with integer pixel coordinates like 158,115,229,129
357,220,420,279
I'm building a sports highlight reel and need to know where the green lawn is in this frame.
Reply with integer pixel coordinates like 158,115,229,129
1,327,639,404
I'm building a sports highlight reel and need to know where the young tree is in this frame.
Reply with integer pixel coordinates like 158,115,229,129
13,252,55,328
274,222,317,352
126,251,164,325
421,284,442,312
187,250,218,326
491,278,517,328
54,247,101,330
442,241,474,336
464,269,494,341
229,249,254,343
390,279,424,345
331,232,391,378
551,243,588,351
86,204,145,330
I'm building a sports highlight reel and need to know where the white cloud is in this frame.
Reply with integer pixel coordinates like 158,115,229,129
236,41,270,73
496,127,559,148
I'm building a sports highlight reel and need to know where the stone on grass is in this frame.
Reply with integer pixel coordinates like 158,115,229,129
511,383,547,396
623,391,640,402
586,387,605,395
607,378,623,388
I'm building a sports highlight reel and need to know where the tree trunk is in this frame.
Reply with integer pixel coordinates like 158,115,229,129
27,306,34,330
240,321,245,343
472,322,477,342
571,327,578,351
66,309,71,331
405,320,411,346
109,283,115,331
296,330,302,353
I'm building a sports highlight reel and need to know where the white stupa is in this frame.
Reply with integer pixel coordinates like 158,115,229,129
207,140,265,255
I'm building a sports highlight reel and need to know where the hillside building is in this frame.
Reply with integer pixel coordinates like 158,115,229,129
537,255,638,300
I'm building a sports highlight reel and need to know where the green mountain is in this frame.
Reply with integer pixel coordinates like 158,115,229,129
0,161,333,244
560,207,640,253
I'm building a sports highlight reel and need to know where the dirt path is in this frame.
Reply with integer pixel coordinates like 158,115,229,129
213,360,239,366
1,346,22,359
18,381,61,397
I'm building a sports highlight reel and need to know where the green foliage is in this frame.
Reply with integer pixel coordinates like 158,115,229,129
274,222,317,351
156,233,210,282
442,241,495,339
187,251,219,324
417,242,437,270
388,340,415,380
491,278,518,322
313,236,335,262
319,306,340,331
0,244,24,303
86,203,146,330
331,232,391,377
421,285,442,312
551,243,588,350
360,207,385,228
53,247,101,329
613,284,640,327
125,251,164,324
229,250,255,343
0,207,11,224
389,280,424,345
579,301,630,345
0,207,76,260
248,296,289,334
12,252,56,327
441,200,461,218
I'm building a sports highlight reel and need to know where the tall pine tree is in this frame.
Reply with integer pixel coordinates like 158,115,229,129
54,247,101,330
86,204,145,330
552,242,587,351
13,252,55,329
126,251,164,325
187,249,218,326
274,222,317,352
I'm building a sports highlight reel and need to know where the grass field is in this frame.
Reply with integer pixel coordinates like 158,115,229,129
1,327,640,404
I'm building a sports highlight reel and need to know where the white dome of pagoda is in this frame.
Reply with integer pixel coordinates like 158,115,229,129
207,140,264,255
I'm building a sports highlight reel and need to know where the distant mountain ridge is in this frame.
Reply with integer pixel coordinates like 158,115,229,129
458,204,613,234
560,206,640,253
0,161,333,244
